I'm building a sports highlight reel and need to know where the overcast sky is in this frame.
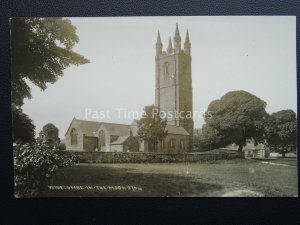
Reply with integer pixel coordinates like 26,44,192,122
22,16,296,138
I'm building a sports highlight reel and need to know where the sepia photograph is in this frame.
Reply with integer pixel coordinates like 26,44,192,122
11,16,297,197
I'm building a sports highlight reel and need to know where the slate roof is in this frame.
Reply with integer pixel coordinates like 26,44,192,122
110,136,129,145
102,123,129,136
73,119,130,137
165,124,189,136
76,119,101,136
66,118,189,137
130,121,189,136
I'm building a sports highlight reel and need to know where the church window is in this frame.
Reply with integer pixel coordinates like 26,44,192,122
180,140,184,149
170,138,175,148
70,128,78,145
164,62,169,76
183,62,187,74
98,130,105,149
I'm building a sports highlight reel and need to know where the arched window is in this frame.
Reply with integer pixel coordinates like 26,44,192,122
164,62,169,76
70,128,78,145
170,138,175,149
183,62,187,74
180,140,184,149
98,130,105,149
161,140,165,149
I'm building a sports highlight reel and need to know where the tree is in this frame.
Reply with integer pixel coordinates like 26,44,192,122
11,18,89,107
11,18,89,143
137,105,168,151
39,123,60,149
199,124,223,150
14,136,77,197
12,106,35,143
264,110,297,158
201,90,268,152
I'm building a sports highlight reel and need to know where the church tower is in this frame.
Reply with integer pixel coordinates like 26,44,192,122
155,23,194,142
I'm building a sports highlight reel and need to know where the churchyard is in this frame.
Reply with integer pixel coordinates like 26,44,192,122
44,158,297,197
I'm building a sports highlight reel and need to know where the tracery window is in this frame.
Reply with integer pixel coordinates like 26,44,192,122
71,128,78,145
98,130,105,149
164,62,169,76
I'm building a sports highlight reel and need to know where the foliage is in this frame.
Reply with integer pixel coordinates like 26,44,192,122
137,105,168,151
39,123,60,148
199,124,223,150
264,110,297,158
12,105,35,143
11,18,90,107
14,136,77,197
201,90,268,151
58,142,66,150
125,136,140,152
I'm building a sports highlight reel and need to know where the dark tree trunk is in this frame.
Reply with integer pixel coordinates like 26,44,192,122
282,152,285,158
238,144,243,152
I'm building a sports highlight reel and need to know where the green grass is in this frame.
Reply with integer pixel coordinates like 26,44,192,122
255,157,297,166
43,158,298,197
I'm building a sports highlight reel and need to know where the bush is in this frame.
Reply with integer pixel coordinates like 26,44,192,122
14,138,77,197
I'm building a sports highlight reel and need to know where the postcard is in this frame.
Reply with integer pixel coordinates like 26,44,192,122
11,16,297,197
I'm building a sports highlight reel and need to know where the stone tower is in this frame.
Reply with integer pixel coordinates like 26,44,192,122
155,23,194,142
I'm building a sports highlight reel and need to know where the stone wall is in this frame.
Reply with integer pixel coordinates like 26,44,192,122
65,149,244,163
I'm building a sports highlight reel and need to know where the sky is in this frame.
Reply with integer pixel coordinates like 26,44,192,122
21,16,297,138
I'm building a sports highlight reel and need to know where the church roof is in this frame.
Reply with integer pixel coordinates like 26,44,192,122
130,120,190,136
66,118,190,137
70,119,130,137
76,119,101,136
102,123,130,136
165,124,189,136
110,135,129,145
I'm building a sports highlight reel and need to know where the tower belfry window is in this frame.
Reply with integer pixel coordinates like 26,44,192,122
164,62,169,76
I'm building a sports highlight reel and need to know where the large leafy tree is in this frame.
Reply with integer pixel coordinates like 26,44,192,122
12,106,35,143
11,18,89,107
39,123,60,149
11,18,89,142
137,105,168,151
264,110,297,158
201,90,268,152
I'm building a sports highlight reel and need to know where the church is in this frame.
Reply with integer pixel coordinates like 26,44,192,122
65,23,194,153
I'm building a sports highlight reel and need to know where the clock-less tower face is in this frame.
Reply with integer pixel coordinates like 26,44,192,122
155,24,194,138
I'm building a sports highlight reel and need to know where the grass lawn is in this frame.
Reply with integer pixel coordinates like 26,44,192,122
44,158,298,197
254,157,297,166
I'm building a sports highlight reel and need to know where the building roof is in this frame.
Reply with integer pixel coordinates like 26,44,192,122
102,123,130,136
66,119,131,137
76,119,102,136
110,135,129,145
66,118,189,137
131,120,189,136
165,124,189,135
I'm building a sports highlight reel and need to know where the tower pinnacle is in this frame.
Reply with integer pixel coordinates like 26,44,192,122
167,37,173,53
175,23,180,36
173,23,181,53
185,29,190,43
156,31,163,55
184,29,191,55
156,31,162,44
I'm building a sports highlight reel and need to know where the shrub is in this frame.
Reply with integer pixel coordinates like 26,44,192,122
14,138,77,197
